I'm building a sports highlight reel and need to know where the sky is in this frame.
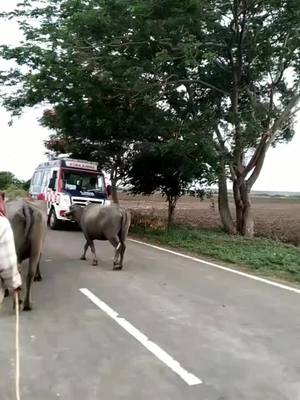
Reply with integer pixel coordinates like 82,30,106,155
0,2,300,191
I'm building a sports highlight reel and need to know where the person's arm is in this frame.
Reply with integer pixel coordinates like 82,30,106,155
0,217,22,291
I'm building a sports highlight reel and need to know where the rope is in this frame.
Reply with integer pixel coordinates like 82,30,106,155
15,291,21,400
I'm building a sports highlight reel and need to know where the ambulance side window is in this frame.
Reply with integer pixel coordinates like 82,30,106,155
49,170,57,190
30,172,37,193
32,171,42,193
41,172,46,191
41,170,50,192
46,171,51,189
36,171,44,193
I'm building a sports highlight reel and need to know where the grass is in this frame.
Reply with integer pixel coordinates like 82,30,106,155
4,185,28,199
130,225,300,284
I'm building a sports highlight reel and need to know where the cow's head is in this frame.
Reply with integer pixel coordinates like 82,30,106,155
65,204,84,222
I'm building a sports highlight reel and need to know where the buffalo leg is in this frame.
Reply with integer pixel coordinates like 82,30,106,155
108,237,122,270
80,241,89,260
119,242,126,270
34,255,42,282
89,240,98,266
23,254,40,311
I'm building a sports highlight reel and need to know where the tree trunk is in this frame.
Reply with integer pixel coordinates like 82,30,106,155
167,196,176,230
110,169,119,205
233,179,243,234
111,181,119,204
232,177,254,237
240,183,254,237
218,168,236,234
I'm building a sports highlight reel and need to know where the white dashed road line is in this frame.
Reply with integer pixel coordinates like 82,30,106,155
80,288,202,387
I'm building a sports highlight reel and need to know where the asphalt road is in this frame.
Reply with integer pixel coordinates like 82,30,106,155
1,229,299,400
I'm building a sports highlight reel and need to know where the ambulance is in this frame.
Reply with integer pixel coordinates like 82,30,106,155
29,158,111,229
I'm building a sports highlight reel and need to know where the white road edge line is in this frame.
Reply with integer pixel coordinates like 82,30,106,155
129,239,300,295
80,288,202,387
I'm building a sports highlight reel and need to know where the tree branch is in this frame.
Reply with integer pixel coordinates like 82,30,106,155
244,135,267,175
245,91,300,175
184,83,197,118
246,141,268,189
270,92,300,139
245,92,300,186
229,163,237,181
215,124,225,148
174,79,230,96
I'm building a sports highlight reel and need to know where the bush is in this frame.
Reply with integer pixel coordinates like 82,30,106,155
5,185,28,200
130,208,167,231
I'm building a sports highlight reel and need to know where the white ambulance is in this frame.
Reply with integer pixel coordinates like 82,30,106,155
29,158,111,229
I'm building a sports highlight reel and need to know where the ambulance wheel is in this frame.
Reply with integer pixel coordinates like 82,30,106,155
49,209,61,230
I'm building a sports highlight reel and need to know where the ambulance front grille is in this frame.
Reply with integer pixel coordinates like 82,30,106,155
71,197,104,206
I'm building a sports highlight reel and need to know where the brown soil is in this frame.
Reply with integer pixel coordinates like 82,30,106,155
119,193,300,245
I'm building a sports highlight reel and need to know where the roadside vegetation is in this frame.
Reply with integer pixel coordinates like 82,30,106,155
4,186,28,199
0,171,29,199
130,224,300,284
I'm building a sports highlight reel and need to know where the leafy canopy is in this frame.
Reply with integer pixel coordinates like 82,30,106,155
1,0,300,214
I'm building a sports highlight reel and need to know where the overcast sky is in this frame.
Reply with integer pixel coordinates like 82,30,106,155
1,2,300,191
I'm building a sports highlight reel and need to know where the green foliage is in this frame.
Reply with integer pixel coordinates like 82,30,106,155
22,179,31,191
0,171,23,190
1,0,300,151
129,140,215,200
0,0,178,186
131,225,300,284
0,172,15,190
2,1,299,145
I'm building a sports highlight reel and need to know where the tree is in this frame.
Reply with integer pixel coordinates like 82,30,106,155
129,140,215,228
208,0,300,236
0,0,172,204
113,0,300,236
0,171,23,190
22,179,31,191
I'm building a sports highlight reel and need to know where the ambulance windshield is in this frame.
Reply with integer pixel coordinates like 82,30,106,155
63,170,105,192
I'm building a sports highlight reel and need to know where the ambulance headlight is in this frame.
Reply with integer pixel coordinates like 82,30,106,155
61,194,71,207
